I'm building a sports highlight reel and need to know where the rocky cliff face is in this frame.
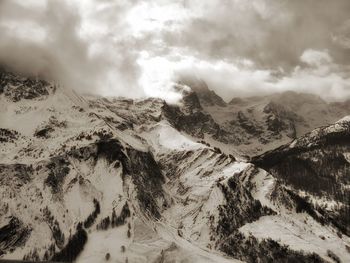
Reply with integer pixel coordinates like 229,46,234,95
178,75,227,107
0,69,55,102
176,78,350,155
0,70,349,262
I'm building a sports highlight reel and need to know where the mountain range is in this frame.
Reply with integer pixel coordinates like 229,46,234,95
0,69,349,263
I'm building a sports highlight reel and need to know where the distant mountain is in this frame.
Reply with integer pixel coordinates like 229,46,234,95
0,69,349,262
176,78,350,155
178,75,227,107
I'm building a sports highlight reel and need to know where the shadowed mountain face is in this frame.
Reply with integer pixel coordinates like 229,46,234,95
178,75,227,107
0,70,349,263
173,77,350,155
0,69,55,102
252,118,350,235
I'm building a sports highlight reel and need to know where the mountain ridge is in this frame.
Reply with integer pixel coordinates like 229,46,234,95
176,77,350,155
0,70,349,262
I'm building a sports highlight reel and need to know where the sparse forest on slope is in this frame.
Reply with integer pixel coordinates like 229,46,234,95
0,70,349,262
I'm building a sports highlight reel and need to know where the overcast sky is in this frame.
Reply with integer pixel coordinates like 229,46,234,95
0,0,349,102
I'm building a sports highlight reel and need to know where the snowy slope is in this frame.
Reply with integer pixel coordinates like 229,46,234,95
1,70,350,262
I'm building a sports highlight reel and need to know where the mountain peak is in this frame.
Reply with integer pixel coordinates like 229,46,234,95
176,75,227,107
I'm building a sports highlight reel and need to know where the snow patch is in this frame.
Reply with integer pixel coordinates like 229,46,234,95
240,214,350,262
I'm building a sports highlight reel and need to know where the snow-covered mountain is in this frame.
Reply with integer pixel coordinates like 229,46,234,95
178,76,350,156
0,69,349,263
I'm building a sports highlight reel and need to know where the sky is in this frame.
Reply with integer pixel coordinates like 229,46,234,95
0,0,349,102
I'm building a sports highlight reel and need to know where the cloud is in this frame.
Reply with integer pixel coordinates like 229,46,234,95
0,0,143,97
219,0,350,68
134,0,350,101
0,0,349,102
140,48,350,101
332,19,350,50
300,50,332,67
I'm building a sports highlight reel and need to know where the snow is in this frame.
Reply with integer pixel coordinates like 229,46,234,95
0,87,98,164
289,139,297,148
154,221,242,263
336,115,350,123
77,225,130,263
250,168,276,208
221,162,250,179
202,134,246,158
296,190,347,212
2,77,350,262
240,214,350,262
0,86,76,136
344,152,350,163
140,120,204,153
158,146,250,253
78,215,241,263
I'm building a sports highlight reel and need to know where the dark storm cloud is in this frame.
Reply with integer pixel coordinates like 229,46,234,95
161,0,350,70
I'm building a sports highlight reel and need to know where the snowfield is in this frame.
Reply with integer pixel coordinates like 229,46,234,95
240,214,350,262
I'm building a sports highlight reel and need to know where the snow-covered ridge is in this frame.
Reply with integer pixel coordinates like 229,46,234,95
1,70,350,262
